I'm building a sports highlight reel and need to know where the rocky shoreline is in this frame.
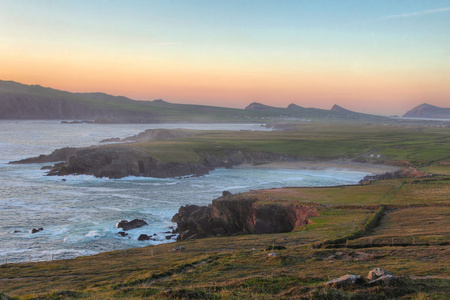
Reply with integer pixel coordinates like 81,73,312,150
10,145,296,179
172,191,320,241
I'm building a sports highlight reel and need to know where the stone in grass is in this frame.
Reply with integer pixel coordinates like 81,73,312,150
267,252,279,257
116,219,148,231
325,274,364,288
367,268,395,280
367,268,397,286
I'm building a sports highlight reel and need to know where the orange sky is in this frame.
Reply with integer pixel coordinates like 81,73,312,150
1,1,449,116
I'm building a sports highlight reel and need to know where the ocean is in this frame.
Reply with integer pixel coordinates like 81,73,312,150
0,121,370,264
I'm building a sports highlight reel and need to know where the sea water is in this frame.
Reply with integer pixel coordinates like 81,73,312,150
0,121,369,263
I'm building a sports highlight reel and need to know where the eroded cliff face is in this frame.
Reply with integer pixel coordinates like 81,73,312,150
172,195,319,240
12,146,293,179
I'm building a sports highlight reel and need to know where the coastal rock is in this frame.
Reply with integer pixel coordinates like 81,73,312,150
117,231,128,237
116,219,148,231
137,234,151,241
31,227,44,234
222,190,232,197
172,195,318,241
10,147,77,164
17,139,295,179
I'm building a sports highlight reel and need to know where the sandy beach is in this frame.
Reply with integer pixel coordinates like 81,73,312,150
238,160,400,175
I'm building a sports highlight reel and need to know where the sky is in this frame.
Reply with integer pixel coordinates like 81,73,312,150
0,0,449,116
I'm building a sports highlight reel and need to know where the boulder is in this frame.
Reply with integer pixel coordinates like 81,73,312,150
31,227,44,234
367,268,395,281
368,275,397,286
137,234,151,241
117,231,128,237
325,274,363,288
367,268,396,286
116,219,148,231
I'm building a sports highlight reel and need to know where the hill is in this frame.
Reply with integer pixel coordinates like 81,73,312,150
0,80,391,123
403,103,450,119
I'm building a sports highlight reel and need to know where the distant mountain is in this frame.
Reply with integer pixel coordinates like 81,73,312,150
0,80,389,123
330,104,353,113
403,103,450,119
0,80,250,123
286,103,304,110
245,102,278,111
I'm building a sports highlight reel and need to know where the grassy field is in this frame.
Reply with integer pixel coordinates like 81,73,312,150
114,124,450,166
1,125,449,299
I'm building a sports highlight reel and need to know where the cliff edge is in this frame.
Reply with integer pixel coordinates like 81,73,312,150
172,193,319,240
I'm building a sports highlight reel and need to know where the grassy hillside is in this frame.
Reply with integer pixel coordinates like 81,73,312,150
116,124,450,165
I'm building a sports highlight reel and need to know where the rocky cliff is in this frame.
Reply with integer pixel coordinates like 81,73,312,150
172,193,319,240
11,144,294,179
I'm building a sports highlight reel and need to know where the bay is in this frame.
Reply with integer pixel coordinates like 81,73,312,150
0,121,369,263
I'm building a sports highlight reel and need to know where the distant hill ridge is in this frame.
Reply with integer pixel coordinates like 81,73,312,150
0,79,396,123
403,103,450,119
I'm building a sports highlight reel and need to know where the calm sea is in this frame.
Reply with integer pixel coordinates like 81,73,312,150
0,121,369,263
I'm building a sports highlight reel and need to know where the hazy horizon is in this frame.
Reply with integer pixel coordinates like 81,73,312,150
1,0,449,116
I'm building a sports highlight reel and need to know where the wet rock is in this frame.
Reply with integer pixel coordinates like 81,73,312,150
325,274,363,288
138,234,151,241
31,227,44,234
116,219,148,231
165,235,176,240
118,231,128,237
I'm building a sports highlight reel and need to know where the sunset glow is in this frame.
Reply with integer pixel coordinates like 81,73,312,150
1,0,449,115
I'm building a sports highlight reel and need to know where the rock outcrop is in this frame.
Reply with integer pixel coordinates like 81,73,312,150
31,227,44,234
116,219,148,231
12,143,294,179
172,195,319,240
